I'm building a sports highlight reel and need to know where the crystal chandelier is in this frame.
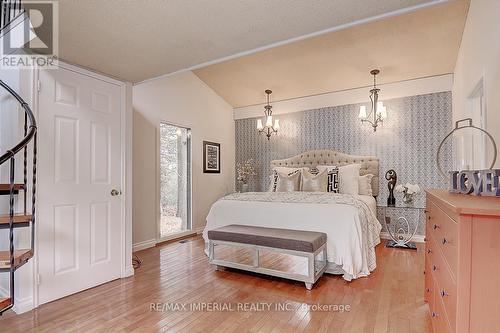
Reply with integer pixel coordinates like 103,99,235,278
358,69,388,132
257,89,279,140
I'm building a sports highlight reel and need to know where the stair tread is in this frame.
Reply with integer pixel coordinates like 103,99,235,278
0,184,24,191
0,249,33,269
0,214,32,224
0,297,11,309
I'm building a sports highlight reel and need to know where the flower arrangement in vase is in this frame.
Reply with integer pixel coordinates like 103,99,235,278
395,183,421,205
236,159,257,192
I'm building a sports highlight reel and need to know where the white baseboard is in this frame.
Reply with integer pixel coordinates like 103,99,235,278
380,232,425,243
122,265,134,278
12,297,34,314
134,228,205,252
132,238,157,252
0,284,34,314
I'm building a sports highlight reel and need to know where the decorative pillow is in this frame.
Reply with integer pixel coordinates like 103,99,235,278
307,166,339,192
317,164,361,195
338,164,361,195
272,169,302,192
358,174,374,196
301,169,328,192
269,167,308,191
326,168,340,193
309,167,320,175
273,166,309,174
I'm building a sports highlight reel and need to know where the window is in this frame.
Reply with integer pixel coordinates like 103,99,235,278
159,123,191,238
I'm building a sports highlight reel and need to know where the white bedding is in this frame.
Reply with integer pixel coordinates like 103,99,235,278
203,192,381,281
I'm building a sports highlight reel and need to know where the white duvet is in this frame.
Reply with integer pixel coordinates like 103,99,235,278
203,192,382,281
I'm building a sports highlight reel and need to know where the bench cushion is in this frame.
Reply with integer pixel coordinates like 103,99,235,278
207,225,327,253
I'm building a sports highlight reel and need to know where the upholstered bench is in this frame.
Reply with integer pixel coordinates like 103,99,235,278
208,225,327,289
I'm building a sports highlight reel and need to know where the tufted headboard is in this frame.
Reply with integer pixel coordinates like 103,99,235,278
270,150,380,196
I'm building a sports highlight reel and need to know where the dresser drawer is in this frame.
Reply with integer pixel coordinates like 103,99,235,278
427,233,457,332
424,230,437,264
424,259,435,312
427,202,458,279
431,287,453,333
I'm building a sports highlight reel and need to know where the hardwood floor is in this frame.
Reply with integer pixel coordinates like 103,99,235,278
0,236,431,332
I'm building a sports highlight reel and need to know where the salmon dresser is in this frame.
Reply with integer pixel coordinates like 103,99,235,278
424,189,500,333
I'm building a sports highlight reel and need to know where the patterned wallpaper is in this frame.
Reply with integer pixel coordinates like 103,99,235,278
235,92,453,236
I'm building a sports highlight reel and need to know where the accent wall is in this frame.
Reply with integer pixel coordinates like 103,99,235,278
235,91,452,236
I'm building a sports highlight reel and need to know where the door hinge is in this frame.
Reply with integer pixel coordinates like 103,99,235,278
36,274,41,285
37,80,41,92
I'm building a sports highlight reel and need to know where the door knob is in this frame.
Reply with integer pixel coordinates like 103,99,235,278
111,189,122,196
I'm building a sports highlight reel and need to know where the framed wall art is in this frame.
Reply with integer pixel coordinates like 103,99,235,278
203,141,220,173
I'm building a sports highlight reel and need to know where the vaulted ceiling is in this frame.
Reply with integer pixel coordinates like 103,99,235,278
59,0,443,84
193,0,469,107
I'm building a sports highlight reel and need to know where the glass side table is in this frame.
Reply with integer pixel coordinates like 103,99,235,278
379,205,424,250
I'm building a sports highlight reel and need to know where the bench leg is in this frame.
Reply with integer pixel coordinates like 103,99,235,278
305,282,313,290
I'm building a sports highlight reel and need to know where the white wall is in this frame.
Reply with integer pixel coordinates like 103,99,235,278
133,71,235,247
234,74,453,119
453,0,500,168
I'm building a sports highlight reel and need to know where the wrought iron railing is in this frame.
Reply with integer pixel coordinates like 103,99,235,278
0,79,37,315
0,0,23,30
0,0,35,315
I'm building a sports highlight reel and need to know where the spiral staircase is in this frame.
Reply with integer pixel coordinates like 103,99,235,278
0,0,37,315
0,80,37,315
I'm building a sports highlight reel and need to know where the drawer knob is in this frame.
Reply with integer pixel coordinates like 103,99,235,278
433,265,437,271
427,249,432,254
427,288,431,293
440,290,449,297
432,312,439,318
442,238,447,245
433,224,440,230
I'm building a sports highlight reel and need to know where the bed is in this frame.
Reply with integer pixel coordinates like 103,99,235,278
203,150,382,281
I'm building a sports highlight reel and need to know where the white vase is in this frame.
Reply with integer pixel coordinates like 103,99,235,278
241,183,249,193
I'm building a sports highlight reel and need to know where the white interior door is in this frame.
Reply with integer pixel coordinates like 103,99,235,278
37,66,123,305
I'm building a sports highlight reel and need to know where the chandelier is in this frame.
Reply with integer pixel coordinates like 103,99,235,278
358,69,388,132
257,89,279,140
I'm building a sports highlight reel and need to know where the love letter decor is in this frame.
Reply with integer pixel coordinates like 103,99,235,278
449,170,500,196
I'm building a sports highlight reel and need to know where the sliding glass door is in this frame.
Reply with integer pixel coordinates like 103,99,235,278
159,123,191,239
